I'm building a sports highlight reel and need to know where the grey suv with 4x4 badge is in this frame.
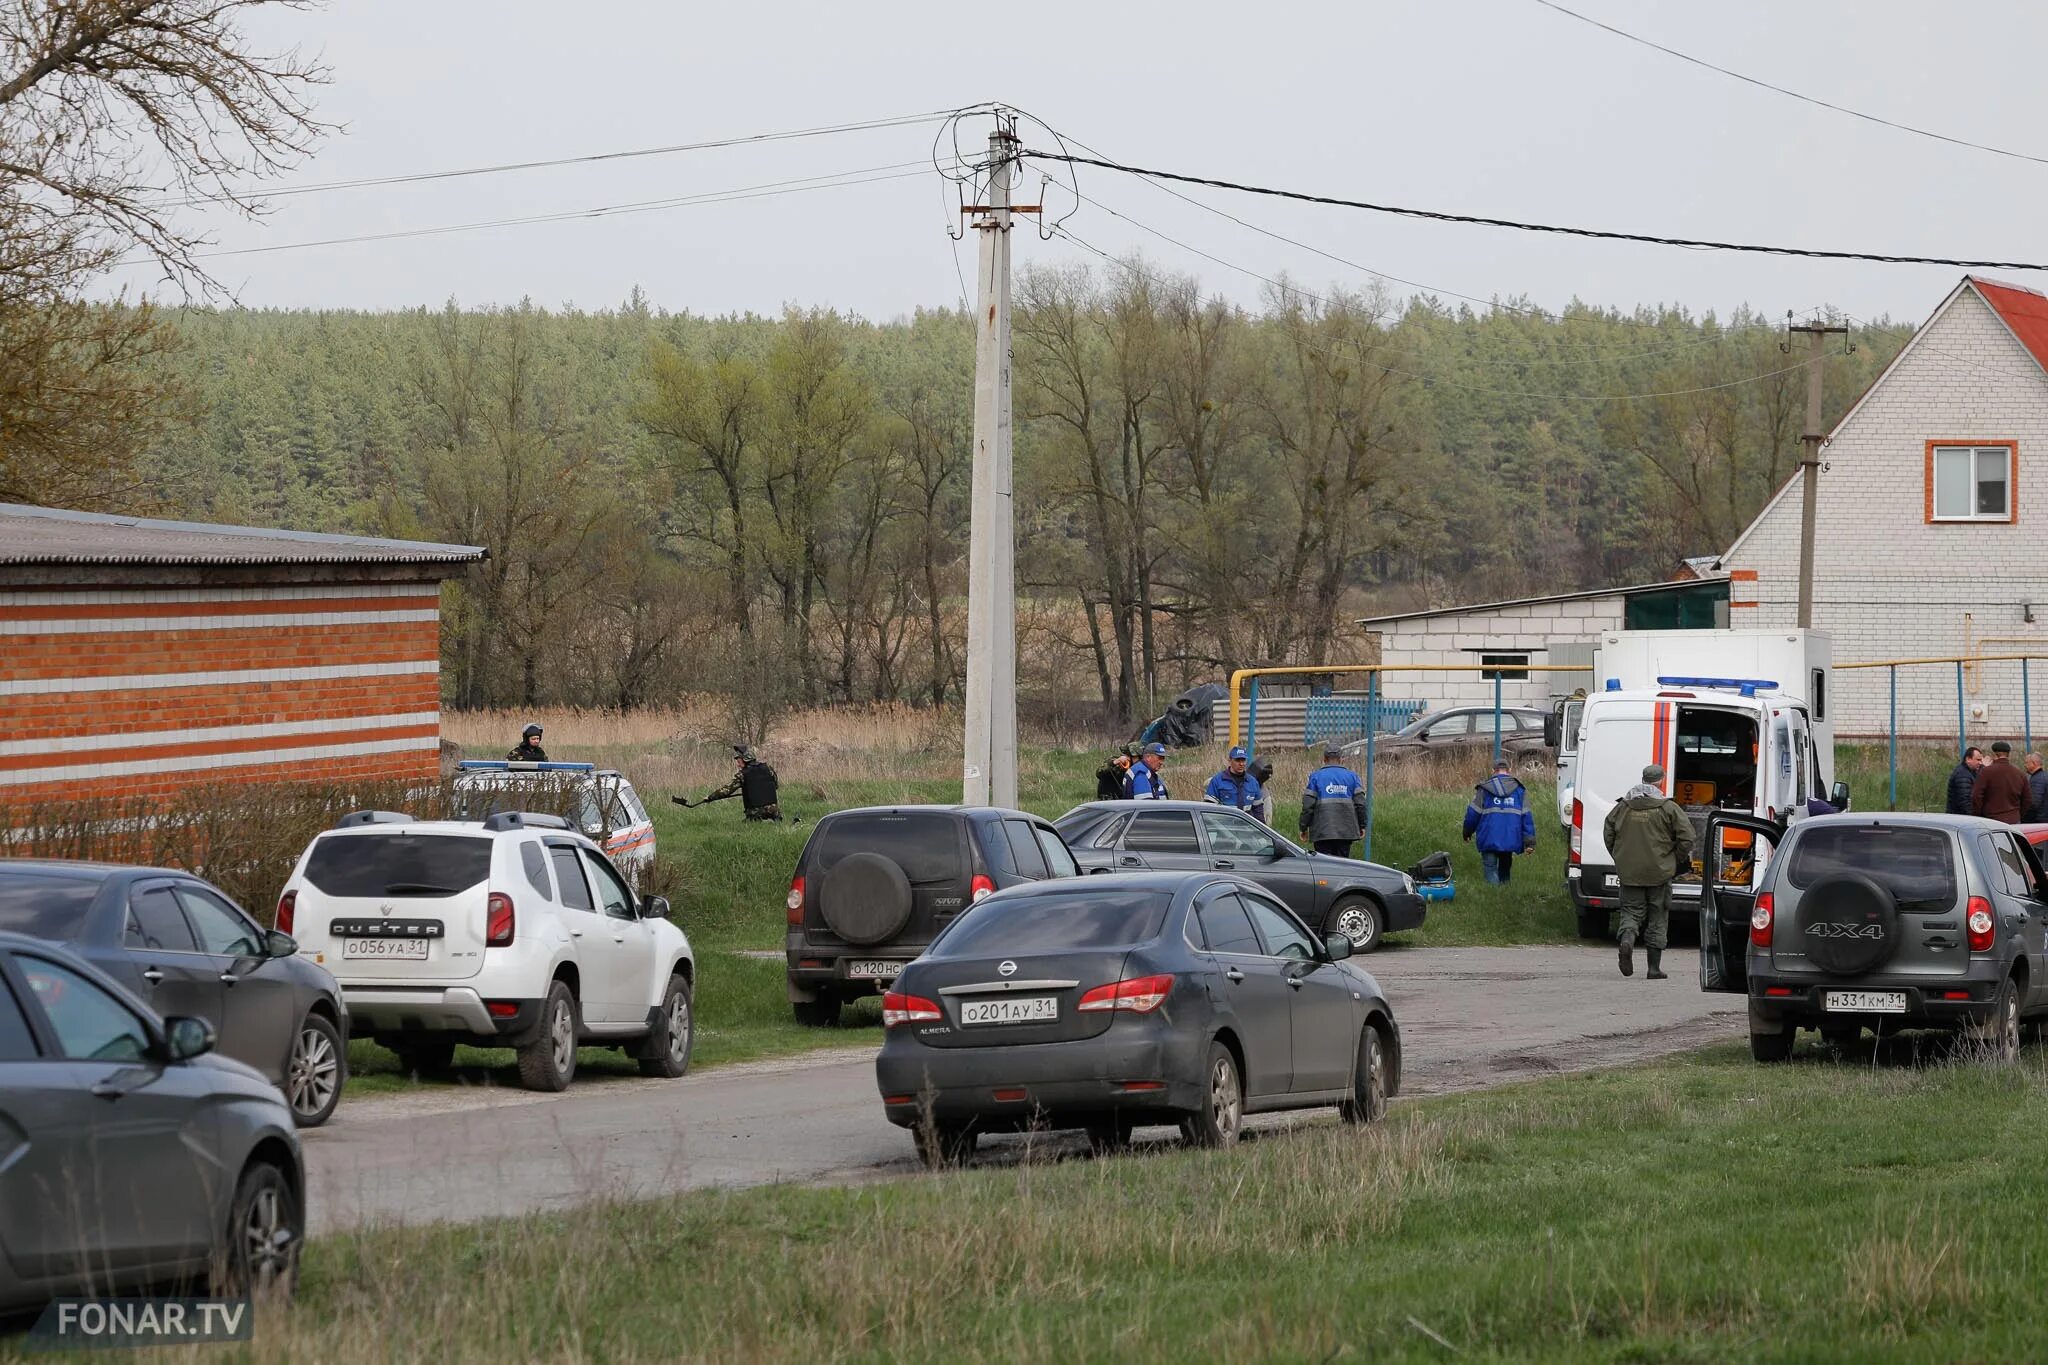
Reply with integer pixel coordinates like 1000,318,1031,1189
1700,812,2048,1061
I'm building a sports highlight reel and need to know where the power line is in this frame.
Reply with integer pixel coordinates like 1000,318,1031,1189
1531,0,2048,170
122,162,931,264
1022,149,2048,271
1067,185,1807,367
154,108,970,209
1051,223,1845,403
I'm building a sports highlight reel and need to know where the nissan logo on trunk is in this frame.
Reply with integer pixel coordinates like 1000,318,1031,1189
998,960,1017,977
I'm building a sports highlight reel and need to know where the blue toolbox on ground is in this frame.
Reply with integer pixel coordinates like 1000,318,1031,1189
1408,851,1455,903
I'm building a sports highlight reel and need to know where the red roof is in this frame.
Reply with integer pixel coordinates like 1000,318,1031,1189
1969,276,2048,373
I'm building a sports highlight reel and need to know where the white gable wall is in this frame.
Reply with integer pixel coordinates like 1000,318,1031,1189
1372,593,1627,710
1722,286,2048,739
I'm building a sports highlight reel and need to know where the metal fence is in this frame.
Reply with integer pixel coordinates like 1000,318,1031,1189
1298,696,1425,748
1839,653,2048,808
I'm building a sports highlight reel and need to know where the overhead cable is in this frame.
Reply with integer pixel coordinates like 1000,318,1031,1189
1532,0,2048,170
1022,149,2048,271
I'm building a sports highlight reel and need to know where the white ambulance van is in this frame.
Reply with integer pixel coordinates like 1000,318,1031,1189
1564,630,1845,939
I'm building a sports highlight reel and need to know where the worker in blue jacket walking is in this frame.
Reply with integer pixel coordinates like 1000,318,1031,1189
1203,746,1264,817
1299,746,1368,856
1125,742,1171,800
1463,757,1536,884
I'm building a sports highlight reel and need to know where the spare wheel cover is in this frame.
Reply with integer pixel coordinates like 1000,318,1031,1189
1798,873,1899,975
820,852,915,945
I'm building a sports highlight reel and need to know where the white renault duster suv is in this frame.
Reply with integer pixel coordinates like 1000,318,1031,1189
278,810,694,1091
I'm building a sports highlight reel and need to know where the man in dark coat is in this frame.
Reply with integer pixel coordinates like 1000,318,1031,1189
2026,752,2048,823
1299,745,1368,857
1946,746,1985,815
1973,741,2029,824
677,746,781,821
507,723,548,762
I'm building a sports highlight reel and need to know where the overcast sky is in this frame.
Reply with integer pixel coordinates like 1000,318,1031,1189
99,0,2048,328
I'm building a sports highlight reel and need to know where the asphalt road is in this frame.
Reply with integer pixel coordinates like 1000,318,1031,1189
302,944,1743,1234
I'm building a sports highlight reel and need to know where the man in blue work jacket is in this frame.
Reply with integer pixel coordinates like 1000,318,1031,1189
1463,757,1536,884
1125,742,1170,799
1204,746,1264,818
1299,745,1368,856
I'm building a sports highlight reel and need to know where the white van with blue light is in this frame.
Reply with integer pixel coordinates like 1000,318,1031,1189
1565,672,1847,941
451,761,657,887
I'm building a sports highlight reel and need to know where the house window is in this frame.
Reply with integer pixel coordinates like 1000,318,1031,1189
1928,442,2017,523
1479,653,1530,682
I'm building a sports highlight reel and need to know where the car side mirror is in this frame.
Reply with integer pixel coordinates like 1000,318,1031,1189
163,1016,216,1063
1266,843,1288,862
1322,933,1354,962
265,929,298,958
1543,714,1563,748
1830,781,1851,812
641,895,671,919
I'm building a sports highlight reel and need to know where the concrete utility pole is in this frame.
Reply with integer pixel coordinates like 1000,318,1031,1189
962,115,1020,807
1788,319,1848,630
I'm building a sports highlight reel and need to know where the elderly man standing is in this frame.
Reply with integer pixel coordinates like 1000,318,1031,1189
1972,741,2029,824
1602,763,1693,980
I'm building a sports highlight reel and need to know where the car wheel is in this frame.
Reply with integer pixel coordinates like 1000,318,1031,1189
1085,1114,1135,1155
791,991,842,1028
913,1120,977,1169
1750,1021,1795,1063
1975,976,2021,1062
1328,896,1383,953
637,973,694,1079
1179,1041,1243,1149
212,1160,301,1300
389,1038,457,1076
517,981,578,1092
1575,906,1608,940
284,1013,345,1128
1338,1023,1389,1124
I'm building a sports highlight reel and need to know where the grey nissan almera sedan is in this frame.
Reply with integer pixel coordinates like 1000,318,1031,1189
875,872,1401,1166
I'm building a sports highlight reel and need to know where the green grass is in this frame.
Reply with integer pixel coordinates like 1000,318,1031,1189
225,1043,2048,1362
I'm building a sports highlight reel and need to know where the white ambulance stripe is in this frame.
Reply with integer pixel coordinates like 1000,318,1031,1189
0,735,439,785
0,609,439,636
0,712,441,758
0,584,439,608
0,659,439,697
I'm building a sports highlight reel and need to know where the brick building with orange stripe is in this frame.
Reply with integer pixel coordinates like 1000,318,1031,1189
0,503,484,810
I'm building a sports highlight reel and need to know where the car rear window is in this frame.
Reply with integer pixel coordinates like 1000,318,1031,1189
0,877,100,939
1786,825,1957,911
302,833,494,898
811,813,960,884
930,890,1171,957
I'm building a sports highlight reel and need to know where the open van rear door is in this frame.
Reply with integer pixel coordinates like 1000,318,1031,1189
1700,811,1782,994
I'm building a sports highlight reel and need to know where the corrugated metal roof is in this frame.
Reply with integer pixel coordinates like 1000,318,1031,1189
0,503,486,567
1969,276,2048,374
1361,578,1702,626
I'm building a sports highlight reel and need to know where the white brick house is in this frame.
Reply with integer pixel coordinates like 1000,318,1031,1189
1721,275,2048,739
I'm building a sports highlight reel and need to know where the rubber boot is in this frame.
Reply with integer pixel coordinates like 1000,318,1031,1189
1646,948,1667,980
1617,930,1635,977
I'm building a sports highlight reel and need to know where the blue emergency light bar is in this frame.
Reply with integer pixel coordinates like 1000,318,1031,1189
1655,676,1779,698
456,760,596,772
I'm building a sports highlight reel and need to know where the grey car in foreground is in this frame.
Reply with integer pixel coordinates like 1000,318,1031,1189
1054,802,1425,951
0,931,305,1315
875,873,1401,1166
0,861,348,1126
1701,812,2048,1061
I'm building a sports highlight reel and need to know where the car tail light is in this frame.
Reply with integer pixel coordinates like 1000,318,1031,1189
881,991,942,1028
970,874,996,903
1077,974,1174,1014
1942,990,1972,1001
1967,896,1995,952
486,1000,520,1018
992,1087,1028,1103
486,892,515,947
1569,799,1583,864
1750,892,1773,948
275,889,296,936
787,875,805,925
